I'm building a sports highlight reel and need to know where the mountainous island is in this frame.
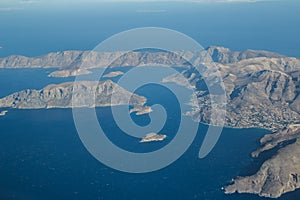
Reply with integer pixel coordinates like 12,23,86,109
0,80,149,114
0,46,300,198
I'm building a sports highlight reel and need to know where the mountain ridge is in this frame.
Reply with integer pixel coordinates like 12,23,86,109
0,80,149,113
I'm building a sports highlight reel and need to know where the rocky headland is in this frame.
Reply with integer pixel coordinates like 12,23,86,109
225,125,300,198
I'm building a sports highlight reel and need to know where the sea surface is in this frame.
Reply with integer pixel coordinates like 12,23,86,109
1,69,300,200
0,0,300,58
0,1,300,199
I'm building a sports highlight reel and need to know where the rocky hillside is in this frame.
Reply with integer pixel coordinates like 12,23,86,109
206,46,285,64
1,46,299,130
0,50,189,70
225,125,300,198
0,80,147,110
0,46,289,77
165,54,300,131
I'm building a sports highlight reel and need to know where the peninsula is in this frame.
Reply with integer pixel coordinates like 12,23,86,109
225,125,300,198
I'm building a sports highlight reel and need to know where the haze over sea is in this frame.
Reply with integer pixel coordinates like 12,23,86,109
0,1,300,200
0,0,300,58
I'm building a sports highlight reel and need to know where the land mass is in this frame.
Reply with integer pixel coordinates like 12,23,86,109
163,47,300,198
48,69,92,77
130,106,153,115
0,110,8,116
103,71,124,78
162,47,300,198
0,80,148,112
2,46,299,131
140,133,167,143
164,47,300,131
0,46,286,77
225,125,300,198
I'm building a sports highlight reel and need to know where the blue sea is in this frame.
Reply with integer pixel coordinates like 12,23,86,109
0,1,300,199
0,0,300,58
0,68,300,200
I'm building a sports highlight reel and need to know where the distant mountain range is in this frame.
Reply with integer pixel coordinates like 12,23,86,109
0,46,291,77
0,46,287,67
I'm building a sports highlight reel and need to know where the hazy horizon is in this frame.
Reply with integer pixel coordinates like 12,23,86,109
1,0,300,58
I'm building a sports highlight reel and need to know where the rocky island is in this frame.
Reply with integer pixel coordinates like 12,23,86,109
48,69,92,77
140,133,167,143
0,110,8,116
0,50,190,77
0,80,148,112
103,71,124,78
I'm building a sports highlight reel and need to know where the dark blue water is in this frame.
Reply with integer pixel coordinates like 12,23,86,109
0,108,266,200
0,1,300,58
1,69,300,200
0,1,300,197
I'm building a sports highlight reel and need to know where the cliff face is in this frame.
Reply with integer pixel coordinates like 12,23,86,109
225,125,300,198
0,80,146,109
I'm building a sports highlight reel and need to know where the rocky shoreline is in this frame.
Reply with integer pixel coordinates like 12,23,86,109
225,125,300,198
